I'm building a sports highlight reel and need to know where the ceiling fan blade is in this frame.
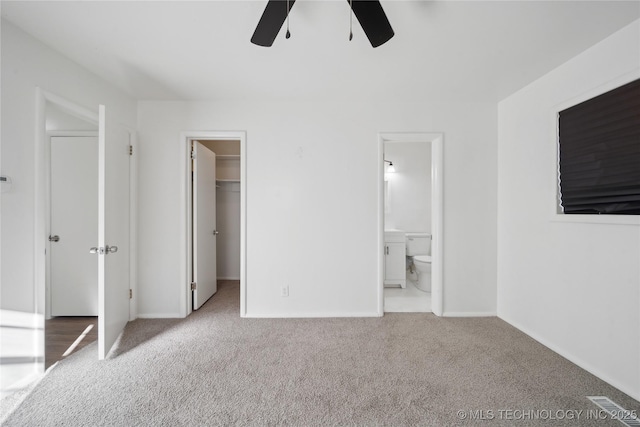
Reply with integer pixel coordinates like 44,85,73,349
348,0,394,48
251,0,296,47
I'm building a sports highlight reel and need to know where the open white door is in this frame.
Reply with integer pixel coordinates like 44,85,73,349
193,142,218,310
96,105,130,359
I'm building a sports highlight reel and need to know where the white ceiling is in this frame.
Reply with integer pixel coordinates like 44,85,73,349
2,1,639,103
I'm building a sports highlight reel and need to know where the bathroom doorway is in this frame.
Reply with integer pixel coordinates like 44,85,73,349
378,133,444,315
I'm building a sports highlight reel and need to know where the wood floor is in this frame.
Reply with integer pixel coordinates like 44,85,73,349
44,280,237,368
45,317,98,369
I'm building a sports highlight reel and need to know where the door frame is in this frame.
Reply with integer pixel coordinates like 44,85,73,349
378,132,444,316
36,89,99,330
179,131,247,317
35,89,137,363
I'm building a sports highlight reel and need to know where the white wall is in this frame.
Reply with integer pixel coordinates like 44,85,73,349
137,100,497,318
0,20,137,389
46,103,97,131
216,183,241,280
497,20,640,400
384,142,432,234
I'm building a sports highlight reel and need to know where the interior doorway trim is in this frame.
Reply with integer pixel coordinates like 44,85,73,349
35,89,99,326
378,132,444,316
179,131,247,317
34,89,100,376
37,92,138,323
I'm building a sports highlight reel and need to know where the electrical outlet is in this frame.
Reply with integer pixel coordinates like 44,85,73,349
280,285,289,297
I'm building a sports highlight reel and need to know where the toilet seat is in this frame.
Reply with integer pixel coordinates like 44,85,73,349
413,255,431,263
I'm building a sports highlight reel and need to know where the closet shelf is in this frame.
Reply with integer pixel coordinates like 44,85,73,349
216,178,240,183
216,155,240,160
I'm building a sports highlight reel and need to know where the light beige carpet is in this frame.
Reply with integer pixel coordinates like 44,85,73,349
3,281,639,426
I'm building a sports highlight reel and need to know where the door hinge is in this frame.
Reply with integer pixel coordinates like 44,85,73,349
129,145,133,156
191,147,196,159
129,289,133,299
191,282,196,291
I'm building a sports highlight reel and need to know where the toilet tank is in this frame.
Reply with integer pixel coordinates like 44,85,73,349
406,233,431,256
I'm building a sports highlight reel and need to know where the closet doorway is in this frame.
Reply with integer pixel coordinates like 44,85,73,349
181,132,246,317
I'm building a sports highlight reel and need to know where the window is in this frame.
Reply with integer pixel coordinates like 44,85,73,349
558,78,640,215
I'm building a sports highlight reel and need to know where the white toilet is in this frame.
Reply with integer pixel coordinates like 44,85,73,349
406,233,432,292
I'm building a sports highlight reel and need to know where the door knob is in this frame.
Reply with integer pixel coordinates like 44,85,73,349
213,230,219,235
89,246,117,254
49,235,60,242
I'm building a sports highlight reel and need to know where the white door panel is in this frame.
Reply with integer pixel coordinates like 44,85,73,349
97,105,130,359
193,142,217,310
50,136,98,316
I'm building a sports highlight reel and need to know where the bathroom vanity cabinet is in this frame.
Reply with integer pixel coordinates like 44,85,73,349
384,231,406,288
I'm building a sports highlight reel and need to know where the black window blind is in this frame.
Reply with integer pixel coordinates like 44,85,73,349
558,78,640,215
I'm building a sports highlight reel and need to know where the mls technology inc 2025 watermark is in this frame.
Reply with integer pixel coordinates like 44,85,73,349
456,408,638,422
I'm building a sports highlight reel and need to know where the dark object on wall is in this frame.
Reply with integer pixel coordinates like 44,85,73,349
251,0,394,48
558,78,640,215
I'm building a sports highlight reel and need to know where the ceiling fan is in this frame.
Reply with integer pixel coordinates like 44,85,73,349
251,0,394,48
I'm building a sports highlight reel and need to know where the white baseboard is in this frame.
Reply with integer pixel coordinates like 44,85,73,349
244,311,381,318
499,314,640,402
442,311,497,317
136,313,184,319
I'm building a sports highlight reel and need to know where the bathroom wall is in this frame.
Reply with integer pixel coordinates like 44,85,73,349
384,141,432,234
497,20,640,400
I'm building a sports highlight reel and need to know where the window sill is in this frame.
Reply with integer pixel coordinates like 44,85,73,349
551,214,640,226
